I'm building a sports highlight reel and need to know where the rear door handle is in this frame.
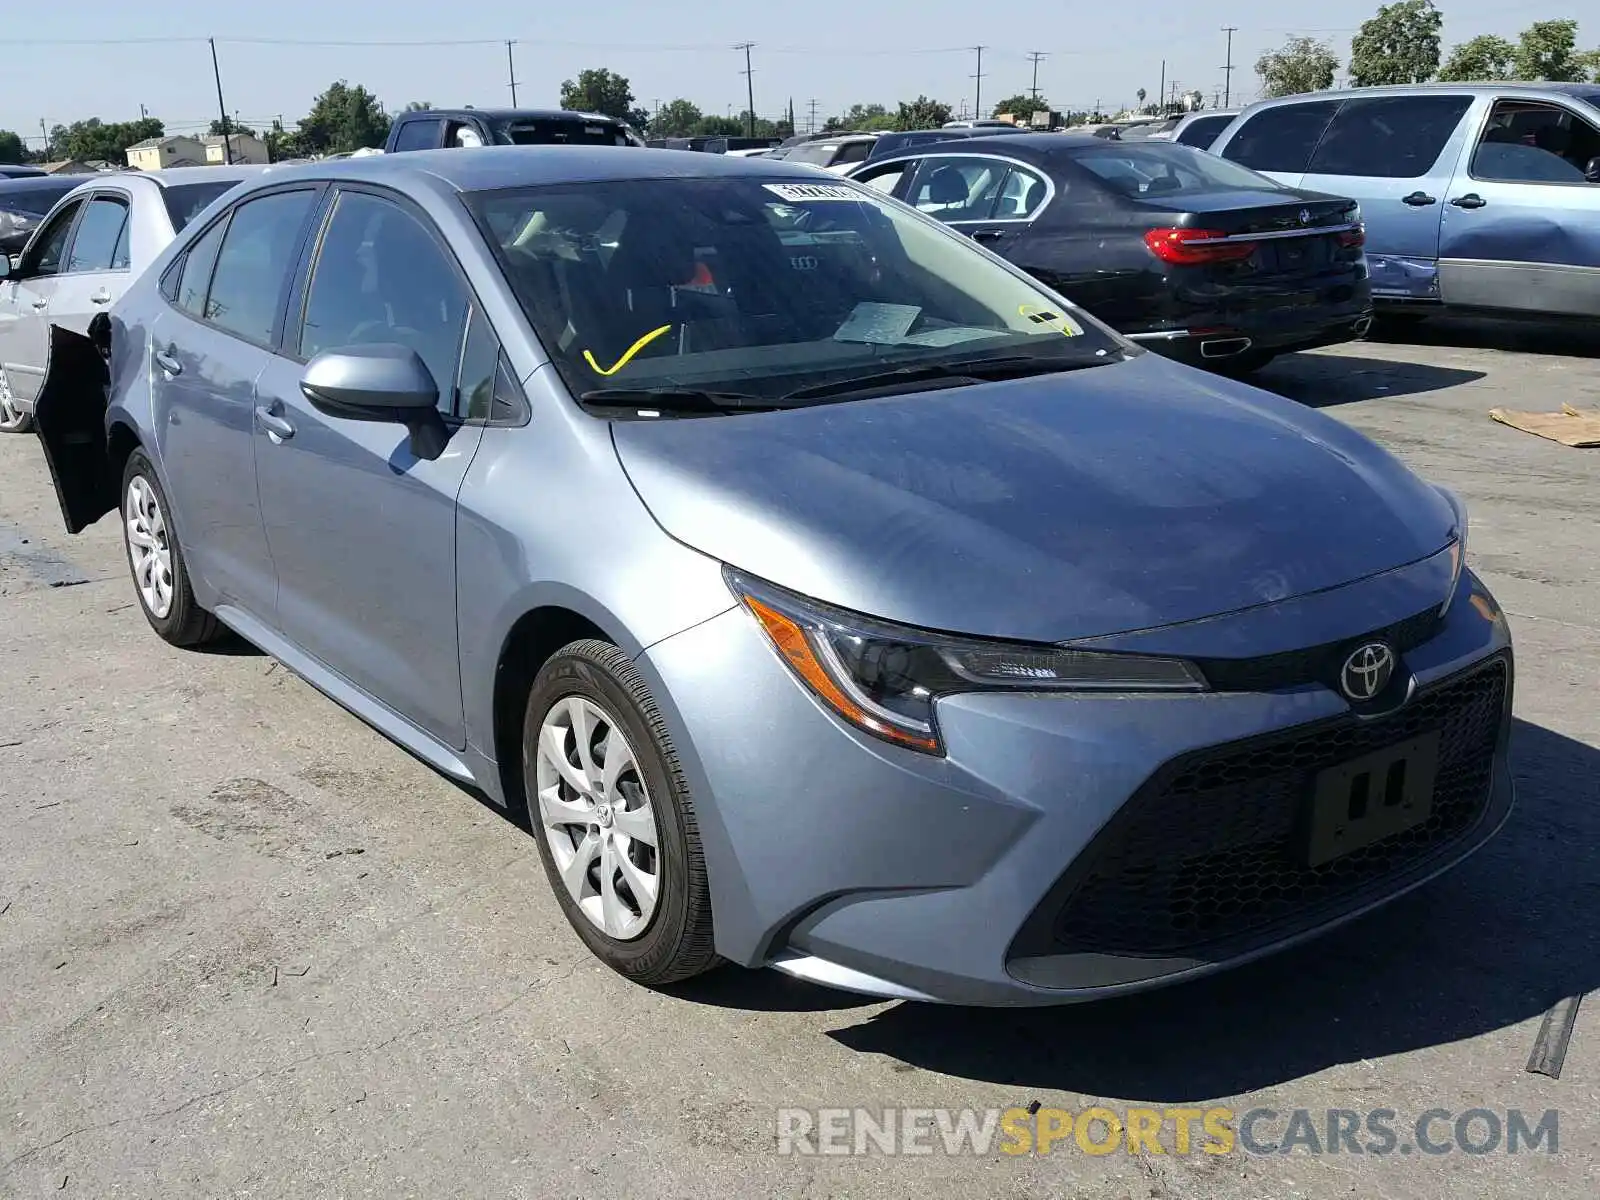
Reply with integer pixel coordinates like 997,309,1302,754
154,349,182,376
254,405,296,442
90,289,112,305
1450,193,1487,209
1401,191,1437,206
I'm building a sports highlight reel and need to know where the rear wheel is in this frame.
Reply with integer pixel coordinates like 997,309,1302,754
0,368,32,434
121,449,222,647
523,639,718,986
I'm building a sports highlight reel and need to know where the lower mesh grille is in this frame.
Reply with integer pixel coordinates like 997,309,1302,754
1029,656,1507,960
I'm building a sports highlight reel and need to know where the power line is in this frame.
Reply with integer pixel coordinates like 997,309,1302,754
734,42,756,139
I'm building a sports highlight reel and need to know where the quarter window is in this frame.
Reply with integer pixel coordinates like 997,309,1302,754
1221,101,1341,174
392,118,442,152
1175,114,1233,149
203,189,319,345
298,191,469,409
65,196,130,273
1471,100,1600,184
176,217,227,317
1307,95,1472,178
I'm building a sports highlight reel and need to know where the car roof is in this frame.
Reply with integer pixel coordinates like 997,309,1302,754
0,174,81,197
416,107,622,123
242,145,849,193
98,165,271,189
1244,81,1600,105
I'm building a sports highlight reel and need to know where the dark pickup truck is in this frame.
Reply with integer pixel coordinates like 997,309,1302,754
385,108,645,153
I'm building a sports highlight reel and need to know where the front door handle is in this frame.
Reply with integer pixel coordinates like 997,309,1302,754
971,229,1006,243
30,298,47,310
1450,193,1487,209
154,349,182,376
1401,191,1437,206
89,289,112,305
254,405,296,442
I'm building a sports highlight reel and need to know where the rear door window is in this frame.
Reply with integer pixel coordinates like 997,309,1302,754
1470,100,1600,184
64,196,130,273
1221,101,1342,174
201,189,319,345
392,118,443,152
1307,95,1472,178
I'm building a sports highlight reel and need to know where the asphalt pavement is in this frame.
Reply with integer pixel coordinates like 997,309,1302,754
3,318,1598,1198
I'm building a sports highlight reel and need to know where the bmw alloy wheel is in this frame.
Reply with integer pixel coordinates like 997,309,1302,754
125,475,174,619
535,695,661,940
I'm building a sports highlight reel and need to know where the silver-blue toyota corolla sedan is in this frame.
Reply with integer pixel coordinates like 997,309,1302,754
34,148,1513,1006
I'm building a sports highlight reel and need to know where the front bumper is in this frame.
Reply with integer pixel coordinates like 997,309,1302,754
637,569,1513,1006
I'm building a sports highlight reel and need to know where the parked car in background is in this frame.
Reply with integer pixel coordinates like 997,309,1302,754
0,166,265,432
779,133,880,173
942,118,1017,130
32,149,1509,1007
850,133,1372,373
1170,109,1242,150
1209,82,1600,320
386,108,644,153
864,124,1033,164
0,165,48,180
0,176,81,258
1122,114,1184,141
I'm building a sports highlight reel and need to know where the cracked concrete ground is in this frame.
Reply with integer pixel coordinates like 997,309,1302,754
2,318,1599,1198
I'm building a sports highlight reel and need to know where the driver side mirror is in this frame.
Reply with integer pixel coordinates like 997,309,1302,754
1586,157,1600,184
300,343,450,461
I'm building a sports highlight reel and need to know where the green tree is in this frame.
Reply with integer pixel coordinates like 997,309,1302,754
50,117,165,163
296,81,391,155
991,93,1050,122
208,119,258,138
894,96,953,131
1437,33,1516,81
1255,36,1340,97
1136,87,1147,110
826,103,894,132
0,129,25,164
650,99,703,137
1349,0,1443,86
559,68,648,127
403,101,433,112
694,115,743,136
1514,19,1588,81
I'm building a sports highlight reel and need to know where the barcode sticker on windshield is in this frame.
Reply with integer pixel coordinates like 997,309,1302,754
765,182,862,202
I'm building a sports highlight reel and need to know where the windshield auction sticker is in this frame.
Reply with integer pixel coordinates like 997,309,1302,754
765,182,864,202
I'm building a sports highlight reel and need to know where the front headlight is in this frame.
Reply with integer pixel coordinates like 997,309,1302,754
1433,484,1468,614
727,568,1206,755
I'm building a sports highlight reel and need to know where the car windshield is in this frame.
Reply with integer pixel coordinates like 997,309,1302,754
784,142,845,166
502,120,631,147
1069,143,1290,197
162,180,243,231
468,176,1120,404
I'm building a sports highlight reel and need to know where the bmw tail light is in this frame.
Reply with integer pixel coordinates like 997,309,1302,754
1143,228,1256,266
1338,224,1366,249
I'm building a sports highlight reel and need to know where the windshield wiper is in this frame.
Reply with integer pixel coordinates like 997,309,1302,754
783,353,1109,402
578,387,784,415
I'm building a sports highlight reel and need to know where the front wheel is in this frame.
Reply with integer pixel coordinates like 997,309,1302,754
523,639,718,987
0,368,32,434
121,449,221,647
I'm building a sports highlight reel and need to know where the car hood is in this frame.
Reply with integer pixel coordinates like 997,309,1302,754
610,353,1459,644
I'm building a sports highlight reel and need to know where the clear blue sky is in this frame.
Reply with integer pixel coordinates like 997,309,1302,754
0,0,1573,144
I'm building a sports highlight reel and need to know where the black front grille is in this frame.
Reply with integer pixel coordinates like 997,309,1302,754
1194,605,1444,693
1020,656,1507,961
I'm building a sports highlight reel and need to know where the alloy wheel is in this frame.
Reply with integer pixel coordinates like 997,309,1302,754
125,475,174,619
535,695,661,940
0,368,28,432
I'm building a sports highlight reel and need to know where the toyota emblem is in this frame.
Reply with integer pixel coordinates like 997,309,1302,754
1340,642,1395,702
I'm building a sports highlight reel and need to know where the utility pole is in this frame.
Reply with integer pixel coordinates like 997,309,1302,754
1157,60,1165,115
1026,51,1047,101
506,41,519,107
139,103,148,120
39,118,49,159
1221,26,1238,108
735,42,756,139
807,98,818,133
209,37,232,163
971,46,987,119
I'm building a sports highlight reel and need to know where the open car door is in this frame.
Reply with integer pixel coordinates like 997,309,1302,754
34,320,116,534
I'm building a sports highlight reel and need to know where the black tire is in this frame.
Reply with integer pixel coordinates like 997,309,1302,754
1207,349,1277,377
522,639,719,987
120,449,222,647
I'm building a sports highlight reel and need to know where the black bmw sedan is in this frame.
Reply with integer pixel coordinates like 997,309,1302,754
849,134,1372,374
